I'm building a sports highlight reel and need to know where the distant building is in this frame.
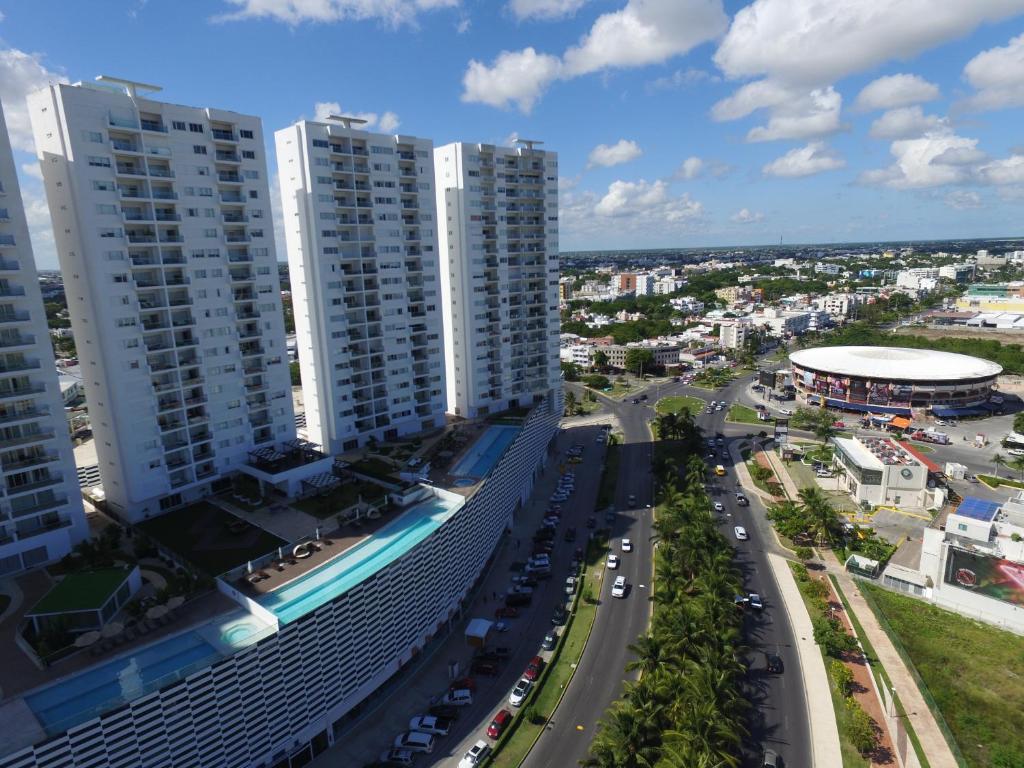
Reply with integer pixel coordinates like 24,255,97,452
956,283,1024,313
938,263,976,283
604,341,681,371
815,263,843,275
719,319,752,350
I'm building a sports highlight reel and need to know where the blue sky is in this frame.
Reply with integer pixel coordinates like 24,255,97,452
2,0,1024,268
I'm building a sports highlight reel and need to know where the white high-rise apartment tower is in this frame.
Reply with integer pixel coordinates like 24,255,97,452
434,141,561,417
0,100,88,574
29,79,294,522
276,118,445,452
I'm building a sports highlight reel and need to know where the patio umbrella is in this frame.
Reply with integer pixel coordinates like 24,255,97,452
146,605,168,620
165,596,185,610
74,630,101,648
101,621,124,638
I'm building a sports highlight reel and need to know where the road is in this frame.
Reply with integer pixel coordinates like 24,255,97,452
529,376,811,768
522,385,656,768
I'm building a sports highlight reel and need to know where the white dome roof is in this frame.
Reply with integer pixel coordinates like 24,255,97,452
789,346,1002,382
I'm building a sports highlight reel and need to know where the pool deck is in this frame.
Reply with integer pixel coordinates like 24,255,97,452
0,574,237,703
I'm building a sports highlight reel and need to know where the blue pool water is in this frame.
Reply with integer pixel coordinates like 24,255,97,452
26,631,218,734
258,495,464,625
451,425,520,479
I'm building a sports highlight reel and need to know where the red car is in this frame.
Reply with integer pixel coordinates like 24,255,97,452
487,709,512,739
449,676,476,692
495,606,518,619
523,655,544,681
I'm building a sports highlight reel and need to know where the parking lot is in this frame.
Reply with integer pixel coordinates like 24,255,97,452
309,423,610,767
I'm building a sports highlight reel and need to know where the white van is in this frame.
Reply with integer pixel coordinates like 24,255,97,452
394,730,435,753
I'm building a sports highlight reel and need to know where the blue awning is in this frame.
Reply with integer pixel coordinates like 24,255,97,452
931,405,988,418
825,398,911,416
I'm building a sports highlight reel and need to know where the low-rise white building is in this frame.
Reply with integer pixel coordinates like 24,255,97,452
719,319,752,350
831,436,940,509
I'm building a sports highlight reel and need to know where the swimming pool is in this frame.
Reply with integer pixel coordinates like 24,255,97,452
25,631,219,734
451,425,520,479
257,494,465,625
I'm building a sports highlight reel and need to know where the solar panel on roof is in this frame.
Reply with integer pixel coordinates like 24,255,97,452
954,497,1000,522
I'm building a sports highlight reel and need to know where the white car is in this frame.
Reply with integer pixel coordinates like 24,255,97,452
713,502,724,512
621,538,632,552
611,575,627,598
509,678,532,707
565,576,577,595
380,749,414,766
734,526,749,541
409,715,451,736
459,740,492,768
778,408,793,416
441,688,473,706
394,731,434,754
607,554,620,569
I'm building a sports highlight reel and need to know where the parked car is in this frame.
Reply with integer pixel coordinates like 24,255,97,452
471,659,500,676
428,704,460,720
524,655,544,681
441,688,473,706
542,631,557,651
477,645,510,658
509,678,532,707
734,526,749,541
449,676,476,692
409,715,451,736
487,709,512,739
505,593,531,608
552,605,567,625
394,731,435,754
458,740,492,768
621,538,632,552
565,576,577,595
379,748,415,766
611,575,627,598
508,583,534,595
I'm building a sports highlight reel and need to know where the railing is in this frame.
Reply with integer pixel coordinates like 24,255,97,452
212,129,237,141
140,119,167,133
0,234,16,247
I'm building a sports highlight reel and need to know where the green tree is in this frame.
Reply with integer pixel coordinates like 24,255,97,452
583,374,611,390
564,390,579,416
844,697,878,755
289,361,301,386
624,348,656,379
993,452,1007,478
593,349,610,371
830,660,854,696
1010,455,1024,481
1014,412,1024,435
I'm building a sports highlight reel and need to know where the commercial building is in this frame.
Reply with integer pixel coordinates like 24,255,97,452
816,292,865,319
790,346,1001,414
831,436,940,509
0,101,88,575
719,319,752,350
434,141,560,418
604,341,681,371
28,79,294,521
938,263,975,283
0,401,560,768
956,283,1024,313
275,118,445,453
882,495,1024,634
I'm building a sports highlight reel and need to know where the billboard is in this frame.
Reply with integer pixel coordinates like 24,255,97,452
944,549,1024,606
758,369,776,388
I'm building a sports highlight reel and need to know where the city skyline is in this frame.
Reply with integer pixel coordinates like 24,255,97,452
0,1,1022,269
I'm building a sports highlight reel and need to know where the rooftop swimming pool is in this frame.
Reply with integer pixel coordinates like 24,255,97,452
23,610,274,736
451,425,520,479
257,493,465,625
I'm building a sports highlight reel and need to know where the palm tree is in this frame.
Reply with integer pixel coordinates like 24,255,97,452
564,390,578,416
627,634,668,677
798,486,839,546
993,451,1006,478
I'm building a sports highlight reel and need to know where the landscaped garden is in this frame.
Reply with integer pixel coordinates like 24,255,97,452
654,395,704,418
138,501,286,576
292,479,388,519
861,583,1024,768
728,403,772,425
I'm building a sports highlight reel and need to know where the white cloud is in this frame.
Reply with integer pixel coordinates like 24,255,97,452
859,130,979,189
854,73,940,111
0,48,67,152
509,0,586,21
310,101,401,132
456,17,470,33
730,208,764,223
962,33,1024,112
591,179,704,223
945,190,983,210
215,0,459,27
674,156,703,179
463,0,727,113
978,154,1024,185
20,162,43,181
461,48,562,112
562,0,728,77
712,81,843,142
869,106,946,139
714,0,1023,86
587,139,642,168
763,142,845,178
647,67,717,91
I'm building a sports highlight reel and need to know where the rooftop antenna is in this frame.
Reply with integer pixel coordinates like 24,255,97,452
515,138,544,151
95,75,162,98
326,115,369,130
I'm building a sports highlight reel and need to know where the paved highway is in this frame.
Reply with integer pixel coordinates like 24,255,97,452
529,375,811,767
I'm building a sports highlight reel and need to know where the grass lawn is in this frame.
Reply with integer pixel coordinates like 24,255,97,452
788,563,870,768
727,404,773,425
861,584,1024,768
291,480,388,519
608,381,637,400
655,395,704,417
138,501,286,576
978,473,1024,489
32,567,131,613
489,541,606,768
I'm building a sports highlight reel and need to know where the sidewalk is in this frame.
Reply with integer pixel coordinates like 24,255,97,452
766,553,843,768
823,552,959,768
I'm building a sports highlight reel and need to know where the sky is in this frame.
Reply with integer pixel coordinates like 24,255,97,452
2,0,1024,269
